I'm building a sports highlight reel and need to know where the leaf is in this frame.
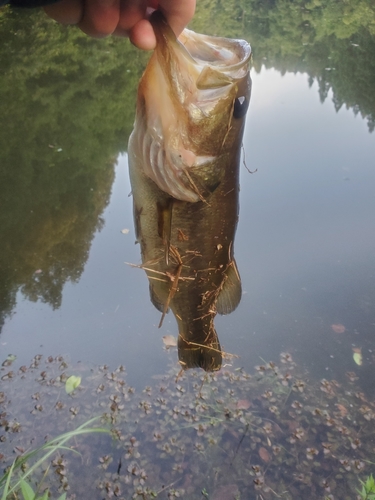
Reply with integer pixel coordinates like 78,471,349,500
353,352,362,365
335,404,348,416
259,447,271,462
331,323,346,333
365,474,375,493
236,399,251,410
57,494,67,500
20,480,35,500
352,348,362,366
65,375,81,394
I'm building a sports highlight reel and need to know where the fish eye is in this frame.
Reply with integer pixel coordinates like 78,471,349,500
233,96,249,119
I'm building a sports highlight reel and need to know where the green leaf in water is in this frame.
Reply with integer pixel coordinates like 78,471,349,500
2,354,17,367
357,474,375,499
65,375,81,394
353,352,362,366
20,479,35,500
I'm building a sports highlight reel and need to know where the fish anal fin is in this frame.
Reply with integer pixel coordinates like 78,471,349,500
149,283,166,313
216,259,242,315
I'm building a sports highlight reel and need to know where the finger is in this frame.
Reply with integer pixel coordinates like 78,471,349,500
129,18,156,50
158,0,195,36
78,0,121,38
112,0,145,36
44,0,83,25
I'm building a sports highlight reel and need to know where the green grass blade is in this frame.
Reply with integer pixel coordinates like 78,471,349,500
1,416,110,498
1,459,16,500
39,490,49,500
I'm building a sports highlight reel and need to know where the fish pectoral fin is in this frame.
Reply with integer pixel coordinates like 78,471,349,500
216,259,242,315
181,156,224,200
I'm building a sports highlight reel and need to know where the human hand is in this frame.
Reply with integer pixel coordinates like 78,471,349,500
43,0,196,50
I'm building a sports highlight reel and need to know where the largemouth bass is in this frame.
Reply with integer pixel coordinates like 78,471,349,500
128,11,251,371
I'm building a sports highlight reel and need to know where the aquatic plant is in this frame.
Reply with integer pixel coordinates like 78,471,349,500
1,352,374,499
357,474,375,500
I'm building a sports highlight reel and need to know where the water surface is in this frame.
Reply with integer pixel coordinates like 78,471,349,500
1,2,375,498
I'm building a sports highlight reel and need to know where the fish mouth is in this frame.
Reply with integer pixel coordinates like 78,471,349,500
151,10,251,93
179,29,251,82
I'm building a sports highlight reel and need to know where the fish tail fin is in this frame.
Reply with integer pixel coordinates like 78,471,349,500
178,327,222,372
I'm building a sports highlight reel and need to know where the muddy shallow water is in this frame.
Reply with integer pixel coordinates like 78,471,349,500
1,352,375,499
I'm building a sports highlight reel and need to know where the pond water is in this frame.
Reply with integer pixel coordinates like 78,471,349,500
3,67,375,391
1,2,375,499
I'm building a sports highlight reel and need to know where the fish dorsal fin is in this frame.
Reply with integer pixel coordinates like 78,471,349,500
216,260,242,315
196,66,233,90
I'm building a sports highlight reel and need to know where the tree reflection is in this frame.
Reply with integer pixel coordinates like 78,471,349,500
0,8,147,331
191,0,375,132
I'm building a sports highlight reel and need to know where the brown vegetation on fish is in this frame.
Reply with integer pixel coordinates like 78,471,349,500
128,11,251,371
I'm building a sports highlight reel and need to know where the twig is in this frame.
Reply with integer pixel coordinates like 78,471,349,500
230,423,249,465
